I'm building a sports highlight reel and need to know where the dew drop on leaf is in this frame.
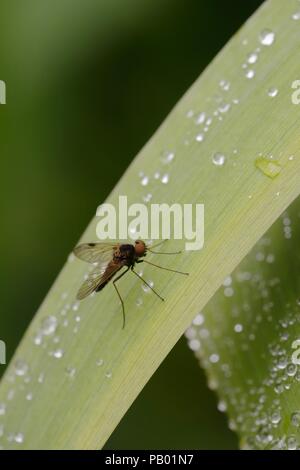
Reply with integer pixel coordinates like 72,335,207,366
268,87,278,98
14,360,29,377
212,152,226,166
259,29,275,46
255,157,282,178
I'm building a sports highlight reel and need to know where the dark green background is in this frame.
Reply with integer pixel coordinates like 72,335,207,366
0,0,264,449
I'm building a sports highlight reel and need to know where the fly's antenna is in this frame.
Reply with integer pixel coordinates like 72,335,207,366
148,249,182,255
147,239,182,255
147,239,168,250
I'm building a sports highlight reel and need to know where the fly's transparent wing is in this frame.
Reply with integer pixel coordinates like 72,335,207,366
76,263,108,300
76,261,122,300
73,242,118,264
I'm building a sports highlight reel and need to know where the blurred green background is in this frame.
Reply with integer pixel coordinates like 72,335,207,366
0,0,264,449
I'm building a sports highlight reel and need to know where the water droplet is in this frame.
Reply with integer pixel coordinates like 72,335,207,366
234,324,243,333
185,327,196,339
210,353,220,363
129,226,137,236
186,110,194,118
161,173,169,184
188,339,201,351
224,287,234,297
195,112,206,125
292,11,300,20
105,371,112,379
26,392,33,401
271,410,281,424
255,157,282,179
136,297,143,307
218,103,231,113
286,363,297,377
0,403,6,416
52,349,64,359
212,152,226,166
287,435,298,450
245,69,255,79
223,276,232,287
140,175,149,187
268,87,278,98
291,411,300,427
247,52,258,64
142,193,152,203
14,432,24,444
40,316,58,335
38,372,45,384
259,29,275,46
195,133,204,142
228,419,237,431
217,400,227,412
219,79,230,91
72,302,80,312
142,280,154,293
277,356,288,369
96,358,104,367
33,333,43,346
65,366,76,378
14,360,29,377
161,151,175,164
192,313,204,326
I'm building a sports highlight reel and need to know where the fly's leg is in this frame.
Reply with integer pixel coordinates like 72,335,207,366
142,259,189,275
131,267,164,301
113,267,130,329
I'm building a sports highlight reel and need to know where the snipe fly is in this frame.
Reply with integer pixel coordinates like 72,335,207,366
73,240,188,328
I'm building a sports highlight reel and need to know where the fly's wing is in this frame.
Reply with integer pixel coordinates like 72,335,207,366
76,260,123,300
73,242,118,264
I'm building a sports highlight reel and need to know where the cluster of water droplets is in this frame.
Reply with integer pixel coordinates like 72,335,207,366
185,200,300,449
0,280,116,448
138,149,174,196
134,146,181,307
185,76,240,166
182,23,282,174
241,28,276,85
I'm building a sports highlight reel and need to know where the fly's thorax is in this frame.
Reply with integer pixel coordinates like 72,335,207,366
113,244,135,263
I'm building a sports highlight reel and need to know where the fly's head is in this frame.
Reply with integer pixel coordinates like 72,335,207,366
134,240,147,258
